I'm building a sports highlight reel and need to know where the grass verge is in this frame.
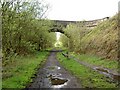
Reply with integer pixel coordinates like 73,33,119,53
71,52,118,71
57,52,117,88
2,51,49,88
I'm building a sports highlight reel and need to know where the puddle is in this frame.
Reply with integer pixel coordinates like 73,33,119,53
51,77,68,85
94,67,120,82
94,67,109,73
45,66,55,70
57,67,61,70
47,74,68,88
47,73,61,78
45,66,61,70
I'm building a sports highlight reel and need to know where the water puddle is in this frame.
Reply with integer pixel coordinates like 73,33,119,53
51,77,68,85
47,73,61,78
47,74,68,88
45,66,61,70
94,67,120,82
94,67,109,74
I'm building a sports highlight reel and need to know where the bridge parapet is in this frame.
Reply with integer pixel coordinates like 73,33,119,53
51,17,109,28
49,17,109,36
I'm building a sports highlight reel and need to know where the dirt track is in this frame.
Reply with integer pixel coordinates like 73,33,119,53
28,50,81,88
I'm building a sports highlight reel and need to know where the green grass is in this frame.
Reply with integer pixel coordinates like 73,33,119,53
45,47,55,50
57,52,117,88
71,53,118,71
45,47,67,51
2,51,49,88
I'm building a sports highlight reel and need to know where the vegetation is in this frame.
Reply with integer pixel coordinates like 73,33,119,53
59,34,69,48
80,15,118,60
2,0,55,88
2,0,56,64
1,0,119,89
70,52,118,71
60,15,118,60
2,51,48,88
57,52,118,88
60,22,88,51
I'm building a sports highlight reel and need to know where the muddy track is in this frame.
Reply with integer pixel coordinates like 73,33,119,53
28,50,81,88
62,53,120,83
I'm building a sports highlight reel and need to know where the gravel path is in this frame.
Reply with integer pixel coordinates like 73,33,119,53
28,50,81,89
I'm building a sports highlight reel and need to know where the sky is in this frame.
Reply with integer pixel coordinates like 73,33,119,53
43,0,120,41
44,0,120,21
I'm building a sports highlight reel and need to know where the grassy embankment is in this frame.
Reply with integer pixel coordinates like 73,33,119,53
80,15,118,60
2,51,49,88
57,52,118,88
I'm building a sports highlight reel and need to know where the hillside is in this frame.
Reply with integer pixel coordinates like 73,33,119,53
61,14,118,61
80,15,118,60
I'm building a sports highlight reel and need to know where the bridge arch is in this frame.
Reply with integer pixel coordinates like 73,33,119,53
49,17,109,38
48,21,70,38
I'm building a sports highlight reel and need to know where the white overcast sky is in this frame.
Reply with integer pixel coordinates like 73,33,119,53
44,0,120,21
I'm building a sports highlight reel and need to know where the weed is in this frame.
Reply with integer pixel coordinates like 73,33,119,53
57,52,117,88
2,52,49,88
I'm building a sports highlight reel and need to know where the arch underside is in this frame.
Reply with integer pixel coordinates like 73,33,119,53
49,28,70,38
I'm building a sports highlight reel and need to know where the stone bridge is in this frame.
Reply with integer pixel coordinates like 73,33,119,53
49,17,109,37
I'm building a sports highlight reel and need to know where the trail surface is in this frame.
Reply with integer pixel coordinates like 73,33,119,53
28,50,81,88
62,53,120,83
